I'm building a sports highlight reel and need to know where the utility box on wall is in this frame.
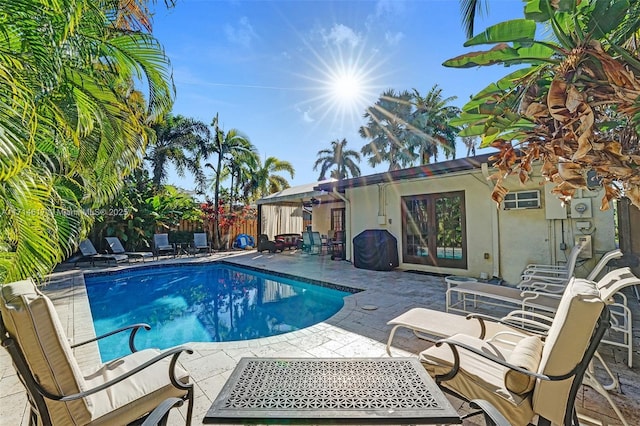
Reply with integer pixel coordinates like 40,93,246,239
575,235,593,259
544,183,567,219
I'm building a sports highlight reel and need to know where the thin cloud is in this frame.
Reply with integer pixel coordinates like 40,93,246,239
322,24,362,49
224,16,257,48
385,31,404,46
303,109,315,123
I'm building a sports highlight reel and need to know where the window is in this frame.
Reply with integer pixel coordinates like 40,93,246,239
331,208,345,231
503,190,540,210
401,191,466,268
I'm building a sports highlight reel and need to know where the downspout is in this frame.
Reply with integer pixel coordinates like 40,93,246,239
481,163,501,278
332,187,351,261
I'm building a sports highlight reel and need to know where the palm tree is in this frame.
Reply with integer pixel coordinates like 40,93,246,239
227,142,260,207
359,89,417,171
0,0,174,282
313,139,361,180
147,114,211,188
246,157,295,201
462,134,477,157
409,86,460,164
206,114,258,248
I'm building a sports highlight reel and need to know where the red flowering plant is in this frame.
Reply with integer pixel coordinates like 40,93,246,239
199,200,256,248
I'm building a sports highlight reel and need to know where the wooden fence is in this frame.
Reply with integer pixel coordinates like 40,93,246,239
175,218,257,249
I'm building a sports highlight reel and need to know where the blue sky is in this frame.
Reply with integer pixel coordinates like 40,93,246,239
151,0,525,190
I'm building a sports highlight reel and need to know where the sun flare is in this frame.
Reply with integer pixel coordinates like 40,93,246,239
297,51,384,133
328,67,364,106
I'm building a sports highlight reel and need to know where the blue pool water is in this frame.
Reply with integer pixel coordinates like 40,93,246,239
85,264,350,362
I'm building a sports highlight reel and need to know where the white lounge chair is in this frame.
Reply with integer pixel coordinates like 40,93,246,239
519,242,585,283
446,249,622,315
105,236,153,262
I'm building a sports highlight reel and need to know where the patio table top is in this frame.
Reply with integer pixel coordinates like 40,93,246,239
204,357,461,424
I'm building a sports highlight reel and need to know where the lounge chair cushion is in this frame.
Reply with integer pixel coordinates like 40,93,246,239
503,336,542,395
86,349,189,425
532,278,603,425
420,333,534,426
0,279,92,424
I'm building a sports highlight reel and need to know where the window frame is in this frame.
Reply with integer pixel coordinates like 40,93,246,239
331,208,345,232
401,191,467,268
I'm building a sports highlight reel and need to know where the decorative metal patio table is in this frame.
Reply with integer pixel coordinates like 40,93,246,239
204,357,461,424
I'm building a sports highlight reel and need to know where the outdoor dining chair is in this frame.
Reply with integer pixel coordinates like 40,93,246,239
193,232,212,255
387,268,639,426
0,278,194,425
153,233,176,259
420,276,611,426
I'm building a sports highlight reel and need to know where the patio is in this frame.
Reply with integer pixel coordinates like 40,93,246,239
0,249,638,425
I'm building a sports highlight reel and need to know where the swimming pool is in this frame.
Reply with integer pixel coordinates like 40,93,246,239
85,263,351,361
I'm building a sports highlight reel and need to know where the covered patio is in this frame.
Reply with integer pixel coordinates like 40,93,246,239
256,179,340,239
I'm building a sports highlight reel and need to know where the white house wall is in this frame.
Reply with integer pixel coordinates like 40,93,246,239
344,168,616,283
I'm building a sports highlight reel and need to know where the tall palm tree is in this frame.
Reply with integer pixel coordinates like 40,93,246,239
246,157,295,201
147,114,211,188
359,89,417,171
0,0,174,282
227,142,260,207
313,139,361,180
409,86,460,164
206,114,257,248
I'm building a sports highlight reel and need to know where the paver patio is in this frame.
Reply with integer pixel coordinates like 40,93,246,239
1,249,638,425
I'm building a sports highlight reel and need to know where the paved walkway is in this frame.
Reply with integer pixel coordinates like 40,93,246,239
0,249,638,425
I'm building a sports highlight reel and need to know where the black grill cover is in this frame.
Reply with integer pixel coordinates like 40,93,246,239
353,230,399,271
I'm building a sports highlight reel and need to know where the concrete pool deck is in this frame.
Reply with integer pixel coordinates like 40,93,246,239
1,249,639,425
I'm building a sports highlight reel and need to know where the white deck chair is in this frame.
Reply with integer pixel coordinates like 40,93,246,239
519,241,585,282
446,249,622,315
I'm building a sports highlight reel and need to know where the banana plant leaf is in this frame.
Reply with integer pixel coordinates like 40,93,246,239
464,19,537,47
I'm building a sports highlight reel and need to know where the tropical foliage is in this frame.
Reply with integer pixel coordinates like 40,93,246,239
94,169,202,251
0,0,174,282
448,0,640,209
147,114,211,188
359,87,459,171
313,139,361,180
359,89,417,171
245,157,295,200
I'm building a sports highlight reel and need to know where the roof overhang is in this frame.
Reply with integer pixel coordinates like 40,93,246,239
314,153,494,192
257,179,336,206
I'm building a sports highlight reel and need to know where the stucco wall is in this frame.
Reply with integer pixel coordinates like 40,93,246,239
342,167,616,284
